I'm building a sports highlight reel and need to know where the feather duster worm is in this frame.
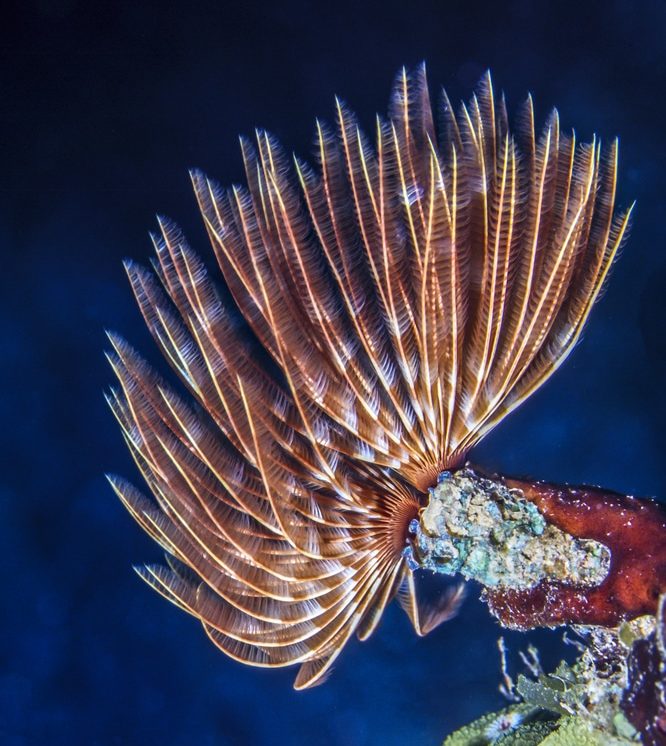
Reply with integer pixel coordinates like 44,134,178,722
108,66,633,688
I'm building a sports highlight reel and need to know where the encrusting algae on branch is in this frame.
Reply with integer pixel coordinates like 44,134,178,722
410,467,666,629
487,475,666,630
409,468,611,596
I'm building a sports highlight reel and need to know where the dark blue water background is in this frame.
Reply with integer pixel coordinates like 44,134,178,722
3,1,666,743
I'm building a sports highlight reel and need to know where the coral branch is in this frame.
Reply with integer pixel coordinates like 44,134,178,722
411,467,666,629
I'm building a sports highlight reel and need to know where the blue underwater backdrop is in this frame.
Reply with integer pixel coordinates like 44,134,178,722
3,1,666,743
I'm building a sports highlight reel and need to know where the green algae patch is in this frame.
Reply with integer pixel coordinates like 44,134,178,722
443,705,557,745
443,707,636,746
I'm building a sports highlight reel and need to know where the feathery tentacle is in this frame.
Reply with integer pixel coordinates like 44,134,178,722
109,68,631,687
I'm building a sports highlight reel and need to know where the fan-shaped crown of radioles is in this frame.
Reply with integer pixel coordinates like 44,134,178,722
107,66,631,688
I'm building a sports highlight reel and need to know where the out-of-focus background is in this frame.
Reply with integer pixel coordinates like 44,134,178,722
2,1,665,743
